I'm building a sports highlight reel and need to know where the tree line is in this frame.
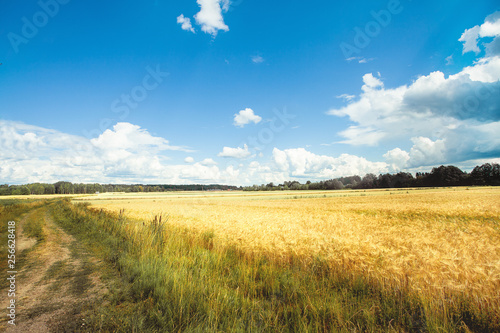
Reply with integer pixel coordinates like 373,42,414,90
0,182,238,196
243,163,500,191
1,163,498,196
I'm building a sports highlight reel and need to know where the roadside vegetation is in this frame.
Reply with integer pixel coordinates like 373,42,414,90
0,200,47,288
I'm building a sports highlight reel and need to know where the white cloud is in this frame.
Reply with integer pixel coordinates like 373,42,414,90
179,163,221,182
327,54,500,164
91,122,189,154
459,11,500,55
383,148,410,171
251,55,264,63
346,56,373,64
445,55,453,66
272,147,388,179
459,26,482,54
0,121,299,186
177,14,195,33
328,12,500,168
362,73,383,90
221,0,230,12
218,144,251,159
88,123,192,179
383,137,447,171
233,108,262,127
407,137,446,167
0,121,102,184
200,158,217,165
194,0,229,36
336,94,355,102
0,121,240,185
454,56,500,82
1,120,497,186
272,148,289,172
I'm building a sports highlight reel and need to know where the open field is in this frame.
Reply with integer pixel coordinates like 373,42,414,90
0,194,84,201
2,188,499,331
75,187,500,328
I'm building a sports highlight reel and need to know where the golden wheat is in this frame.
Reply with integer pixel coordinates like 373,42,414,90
80,187,500,312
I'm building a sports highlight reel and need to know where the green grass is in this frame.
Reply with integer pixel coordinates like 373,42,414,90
22,207,46,241
48,199,498,332
0,200,47,289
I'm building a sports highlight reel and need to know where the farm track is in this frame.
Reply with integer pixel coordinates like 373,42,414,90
0,205,107,332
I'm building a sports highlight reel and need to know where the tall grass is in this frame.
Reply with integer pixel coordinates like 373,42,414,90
22,207,46,241
0,200,48,289
51,199,498,332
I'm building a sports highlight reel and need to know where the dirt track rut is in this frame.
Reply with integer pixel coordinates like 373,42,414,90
0,207,106,332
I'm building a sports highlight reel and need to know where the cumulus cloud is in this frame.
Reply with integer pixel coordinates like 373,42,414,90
362,73,383,90
200,158,218,165
272,147,388,179
2,121,354,186
460,26,482,54
328,56,500,162
407,137,447,167
2,120,495,186
329,12,500,169
454,56,500,83
179,163,221,182
194,0,229,36
233,108,262,127
177,14,195,33
87,123,192,180
91,123,189,155
218,144,251,158
0,121,245,185
0,121,99,184
459,11,500,55
383,148,410,171
384,137,448,170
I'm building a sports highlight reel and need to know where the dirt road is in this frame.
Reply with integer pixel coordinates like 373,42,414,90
0,206,107,332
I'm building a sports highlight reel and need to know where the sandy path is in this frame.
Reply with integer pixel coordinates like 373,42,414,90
0,206,107,332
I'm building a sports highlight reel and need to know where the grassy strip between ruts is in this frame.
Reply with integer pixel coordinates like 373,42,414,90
50,199,497,332
0,200,49,290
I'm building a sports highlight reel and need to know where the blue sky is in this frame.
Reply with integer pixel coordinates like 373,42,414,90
1,0,499,185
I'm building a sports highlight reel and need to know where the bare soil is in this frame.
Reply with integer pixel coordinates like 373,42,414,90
0,208,107,332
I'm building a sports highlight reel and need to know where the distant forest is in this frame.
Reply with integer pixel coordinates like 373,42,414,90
242,163,500,191
0,183,239,196
1,163,499,196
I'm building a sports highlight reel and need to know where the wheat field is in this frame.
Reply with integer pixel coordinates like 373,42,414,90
78,187,500,317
